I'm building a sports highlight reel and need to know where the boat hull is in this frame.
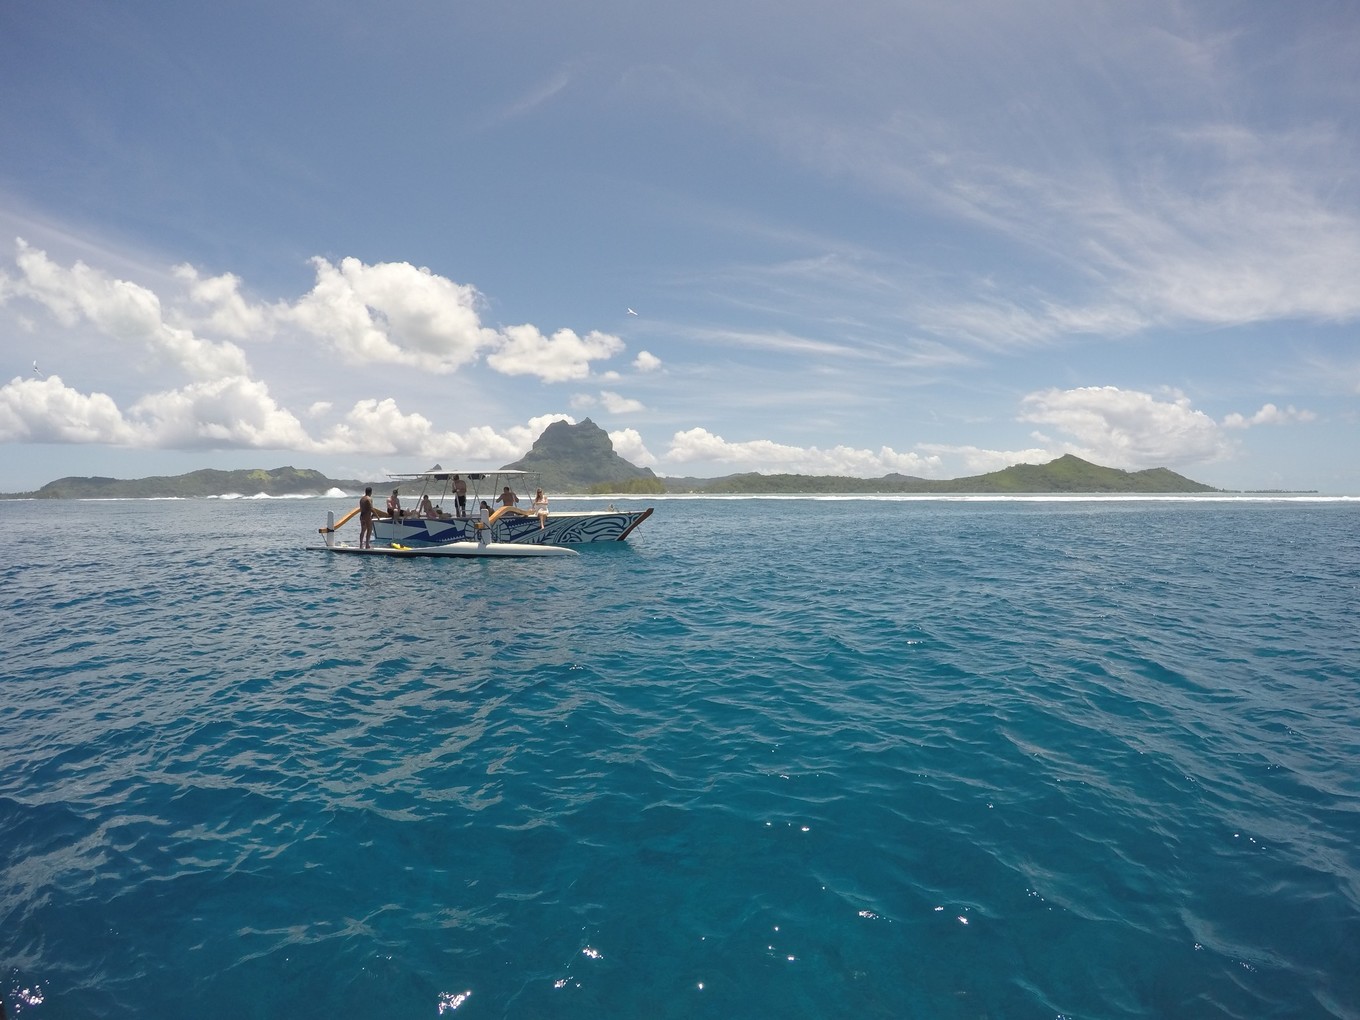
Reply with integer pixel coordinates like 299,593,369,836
371,507,652,547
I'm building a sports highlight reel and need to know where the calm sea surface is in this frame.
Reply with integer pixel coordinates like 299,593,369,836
2,496,1358,1019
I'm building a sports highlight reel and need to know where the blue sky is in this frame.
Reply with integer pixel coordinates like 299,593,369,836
2,0,1357,492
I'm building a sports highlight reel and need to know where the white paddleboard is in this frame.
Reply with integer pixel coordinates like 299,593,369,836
310,542,577,558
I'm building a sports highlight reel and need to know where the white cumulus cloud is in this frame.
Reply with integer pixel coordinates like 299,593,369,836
664,427,941,476
599,390,645,414
609,427,656,467
130,376,314,449
1221,402,1316,429
1019,385,1230,467
284,258,624,382
314,398,466,457
2,242,641,470
0,373,314,451
285,256,498,372
313,404,571,461
568,388,643,414
0,374,144,445
11,239,250,379
916,443,1057,474
172,264,268,339
487,325,624,382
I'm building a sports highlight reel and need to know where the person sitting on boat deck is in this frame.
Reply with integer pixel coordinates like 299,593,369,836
532,488,548,529
479,500,492,513
453,474,467,516
418,494,436,518
498,485,519,508
358,486,375,549
387,488,403,518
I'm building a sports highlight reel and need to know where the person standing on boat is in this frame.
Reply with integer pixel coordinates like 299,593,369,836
358,486,375,549
532,488,548,529
498,485,519,507
388,488,403,518
453,474,467,516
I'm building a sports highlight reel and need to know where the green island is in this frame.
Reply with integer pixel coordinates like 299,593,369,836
662,455,1217,494
3,466,361,500
2,420,1228,498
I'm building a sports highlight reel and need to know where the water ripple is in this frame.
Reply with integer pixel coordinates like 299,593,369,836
2,498,1357,1017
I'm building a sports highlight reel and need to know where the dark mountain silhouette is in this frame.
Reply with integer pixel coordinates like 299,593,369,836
500,417,662,493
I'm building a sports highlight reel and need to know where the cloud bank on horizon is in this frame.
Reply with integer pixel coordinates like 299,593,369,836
1,1,1356,490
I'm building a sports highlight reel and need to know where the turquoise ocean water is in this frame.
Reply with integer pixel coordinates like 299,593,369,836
2,495,1358,1018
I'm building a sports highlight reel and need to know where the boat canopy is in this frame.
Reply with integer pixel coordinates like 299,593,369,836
387,468,531,482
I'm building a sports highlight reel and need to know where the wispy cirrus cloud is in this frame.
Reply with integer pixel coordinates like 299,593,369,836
657,2,1360,358
485,65,578,124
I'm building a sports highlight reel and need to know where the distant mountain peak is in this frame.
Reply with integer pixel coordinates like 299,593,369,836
500,418,658,492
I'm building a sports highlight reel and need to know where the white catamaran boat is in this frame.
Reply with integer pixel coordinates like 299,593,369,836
314,468,653,557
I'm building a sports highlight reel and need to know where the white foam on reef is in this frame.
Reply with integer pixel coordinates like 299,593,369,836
207,491,331,500
637,492,1360,503
38,492,346,502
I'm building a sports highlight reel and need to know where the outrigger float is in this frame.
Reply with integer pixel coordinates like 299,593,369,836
311,468,653,559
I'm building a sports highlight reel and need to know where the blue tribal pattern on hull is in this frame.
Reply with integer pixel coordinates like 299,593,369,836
372,509,651,546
